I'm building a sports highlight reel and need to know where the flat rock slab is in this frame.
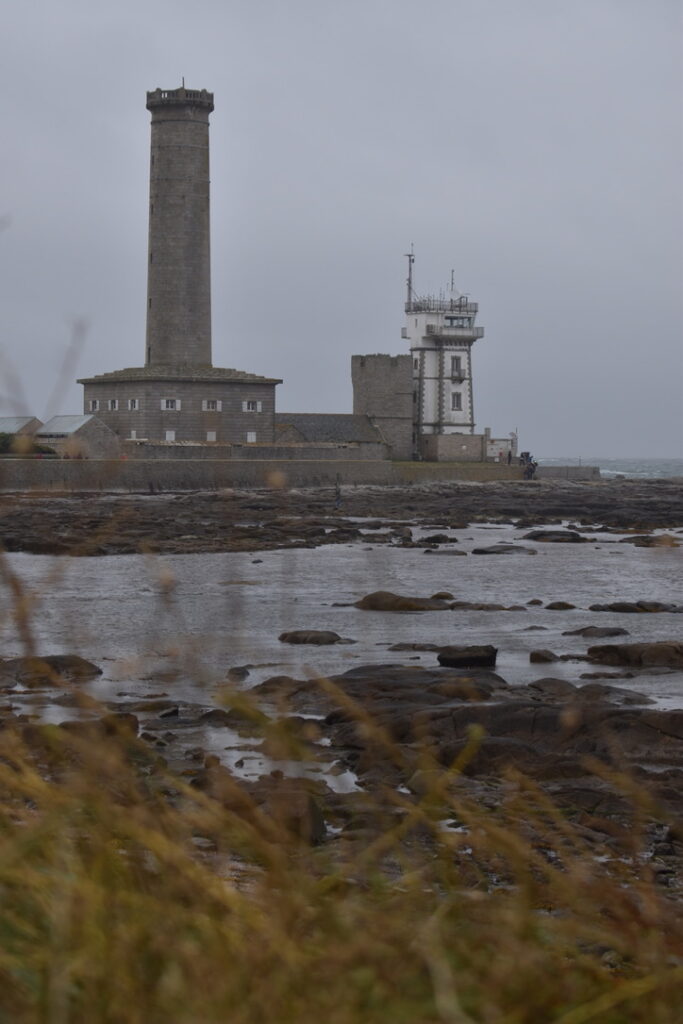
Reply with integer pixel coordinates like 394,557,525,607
279,631,349,645
437,645,498,668
471,543,537,555
563,626,630,638
589,601,683,613
355,591,451,611
587,642,683,669
523,530,587,543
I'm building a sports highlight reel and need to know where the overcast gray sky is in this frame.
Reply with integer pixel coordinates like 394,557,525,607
2,0,681,457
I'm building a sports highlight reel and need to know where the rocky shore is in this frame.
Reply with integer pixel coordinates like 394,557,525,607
0,477,681,555
2,634,682,894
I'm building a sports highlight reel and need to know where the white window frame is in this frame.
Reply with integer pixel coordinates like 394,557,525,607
108,399,118,411
129,429,137,440
246,431,257,443
451,392,462,411
161,398,181,411
450,356,462,376
128,398,139,411
165,430,176,442
242,400,262,413
206,430,217,442
202,399,222,412
89,399,99,412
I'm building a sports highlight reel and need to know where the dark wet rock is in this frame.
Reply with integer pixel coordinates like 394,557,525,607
523,529,587,543
200,706,268,730
449,601,508,611
546,601,576,610
354,591,451,611
388,642,441,651
619,534,679,548
226,665,251,681
522,625,548,631
0,654,102,687
527,598,543,606
422,533,452,544
431,591,454,600
423,548,467,556
530,650,559,663
575,683,654,705
279,630,345,645
471,543,537,555
438,645,497,668
159,705,179,718
587,642,683,669
563,626,630,638
528,678,577,699
428,678,493,701
588,600,683,613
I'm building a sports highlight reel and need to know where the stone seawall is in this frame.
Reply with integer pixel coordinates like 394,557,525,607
0,459,599,492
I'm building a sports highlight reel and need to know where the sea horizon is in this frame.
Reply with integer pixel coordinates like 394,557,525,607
538,455,683,479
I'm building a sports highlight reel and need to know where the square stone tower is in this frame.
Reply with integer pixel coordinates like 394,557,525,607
79,87,281,445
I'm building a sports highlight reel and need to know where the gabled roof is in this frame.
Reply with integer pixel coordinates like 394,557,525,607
37,414,95,436
275,413,383,444
78,365,282,385
0,416,42,434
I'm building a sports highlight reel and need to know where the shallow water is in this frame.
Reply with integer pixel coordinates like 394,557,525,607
1,520,681,711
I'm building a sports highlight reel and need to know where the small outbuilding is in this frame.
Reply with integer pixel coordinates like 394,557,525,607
35,415,120,459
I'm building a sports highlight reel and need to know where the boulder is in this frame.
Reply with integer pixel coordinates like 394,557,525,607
437,645,497,668
279,630,345,645
528,678,577,699
545,601,576,610
423,549,467,556
530,650,559,663
0,654,102,687
354,591,451,611
587,642,683,669
523,530,587,543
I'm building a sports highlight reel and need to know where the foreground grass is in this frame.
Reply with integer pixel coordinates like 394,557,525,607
0,707,681,1024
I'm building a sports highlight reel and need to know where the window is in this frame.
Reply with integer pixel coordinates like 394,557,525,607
246,431,257,443
165,430,176,442
129,430,137,440
202,399,222,411
206,431,216,442
450,356,462,376
451,392,462,411
89,399,99,412
413,358,419,370
108,399,118,411
128,398,139,410
161,398,181,410
242,400,262,413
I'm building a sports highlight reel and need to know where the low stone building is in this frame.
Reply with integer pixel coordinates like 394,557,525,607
79,366,279,445
35,415,119,459
0,416,43,438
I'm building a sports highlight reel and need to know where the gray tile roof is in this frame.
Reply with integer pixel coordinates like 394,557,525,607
37,414,95,436
78,365,282,385
0,416,41,434
275,414,383,444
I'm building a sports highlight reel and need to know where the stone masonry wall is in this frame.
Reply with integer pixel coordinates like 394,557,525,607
84,380,277,444
352,354,413,460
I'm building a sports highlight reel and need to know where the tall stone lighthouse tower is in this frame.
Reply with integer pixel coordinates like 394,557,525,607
146,86,213,368
79,86,280,446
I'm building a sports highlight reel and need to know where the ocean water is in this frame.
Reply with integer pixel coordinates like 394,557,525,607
539,457,683,479
1,520,681,715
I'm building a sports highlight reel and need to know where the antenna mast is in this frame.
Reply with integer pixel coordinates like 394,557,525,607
404,244,415,311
